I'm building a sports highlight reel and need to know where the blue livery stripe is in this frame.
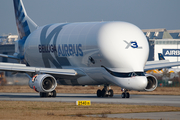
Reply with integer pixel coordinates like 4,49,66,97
13,0,30,39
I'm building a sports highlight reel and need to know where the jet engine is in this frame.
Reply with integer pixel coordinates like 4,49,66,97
29,74,57,92
144,74,158,91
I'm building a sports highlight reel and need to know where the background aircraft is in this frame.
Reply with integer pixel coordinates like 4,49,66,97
1,0,180,98
146,53,175,74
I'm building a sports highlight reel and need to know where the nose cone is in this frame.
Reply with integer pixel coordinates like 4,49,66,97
98,22,149,72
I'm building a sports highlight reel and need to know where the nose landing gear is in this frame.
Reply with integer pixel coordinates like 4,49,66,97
97,85,113,97
121,88,130,98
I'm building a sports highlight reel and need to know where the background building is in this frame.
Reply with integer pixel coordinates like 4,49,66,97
154,39,180,68
0,34,18,45
167,30,180,39
0,34,28,85
142,28,173,39
142,29,180,64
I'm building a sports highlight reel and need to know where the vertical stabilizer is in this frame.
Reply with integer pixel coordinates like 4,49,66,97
13,0,38,39
158,53,165,60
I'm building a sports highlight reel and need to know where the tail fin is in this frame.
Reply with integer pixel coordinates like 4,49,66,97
158,53,165,60
13,0,38,39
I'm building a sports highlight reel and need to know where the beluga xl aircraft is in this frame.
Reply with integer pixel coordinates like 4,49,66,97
0,0,180,98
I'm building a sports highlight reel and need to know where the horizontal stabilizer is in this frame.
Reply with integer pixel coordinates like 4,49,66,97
0,54,20,60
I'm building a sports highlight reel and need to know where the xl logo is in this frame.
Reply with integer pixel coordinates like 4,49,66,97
123,40,142,49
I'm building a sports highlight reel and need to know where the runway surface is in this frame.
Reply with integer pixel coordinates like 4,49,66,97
0,93,180,107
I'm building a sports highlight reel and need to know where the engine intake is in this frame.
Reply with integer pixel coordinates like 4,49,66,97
144,74,158,91
29,74,57,92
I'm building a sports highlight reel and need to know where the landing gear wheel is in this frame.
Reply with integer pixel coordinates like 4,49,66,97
40,90,56,97
126,92,130,98
40,92,48,97
121,92,130,98
108,89,113,97
101,88,106,97
51,90,56,97
96,84,114,98
40,92,43,97
121,93,126,98
97,89,102,97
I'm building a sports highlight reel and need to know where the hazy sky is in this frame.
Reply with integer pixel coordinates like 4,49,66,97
0,0,180,35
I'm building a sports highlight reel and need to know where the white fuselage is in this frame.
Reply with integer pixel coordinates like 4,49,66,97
24,21,149,91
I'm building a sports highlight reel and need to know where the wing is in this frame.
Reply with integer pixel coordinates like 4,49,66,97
145,60,180,71
0,62,84,78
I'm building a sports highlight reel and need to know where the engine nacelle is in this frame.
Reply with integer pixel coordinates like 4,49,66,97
144,74,158,91
29,74,57,92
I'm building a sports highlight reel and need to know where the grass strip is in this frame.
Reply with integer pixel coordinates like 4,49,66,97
0,101,180,120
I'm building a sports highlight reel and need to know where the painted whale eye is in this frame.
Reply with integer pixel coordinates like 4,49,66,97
89,56,95,64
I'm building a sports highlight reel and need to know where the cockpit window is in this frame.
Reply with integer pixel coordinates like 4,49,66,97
112,72,132,77
110,71,145,78
101,66,145,78
134,72,145,76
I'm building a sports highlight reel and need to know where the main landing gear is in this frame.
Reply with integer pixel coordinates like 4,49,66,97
97,85,113,97
40,90,56,97
121,88,130,98
96,86,130,98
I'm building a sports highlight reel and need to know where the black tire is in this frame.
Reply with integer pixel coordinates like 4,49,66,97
108,89,113,97
121,93,126,98
40,92,48,97
101,88,106,97
40,92,44,97
52,90,56,97
45,92,49,97
97,89,102,97
126,92,130,98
